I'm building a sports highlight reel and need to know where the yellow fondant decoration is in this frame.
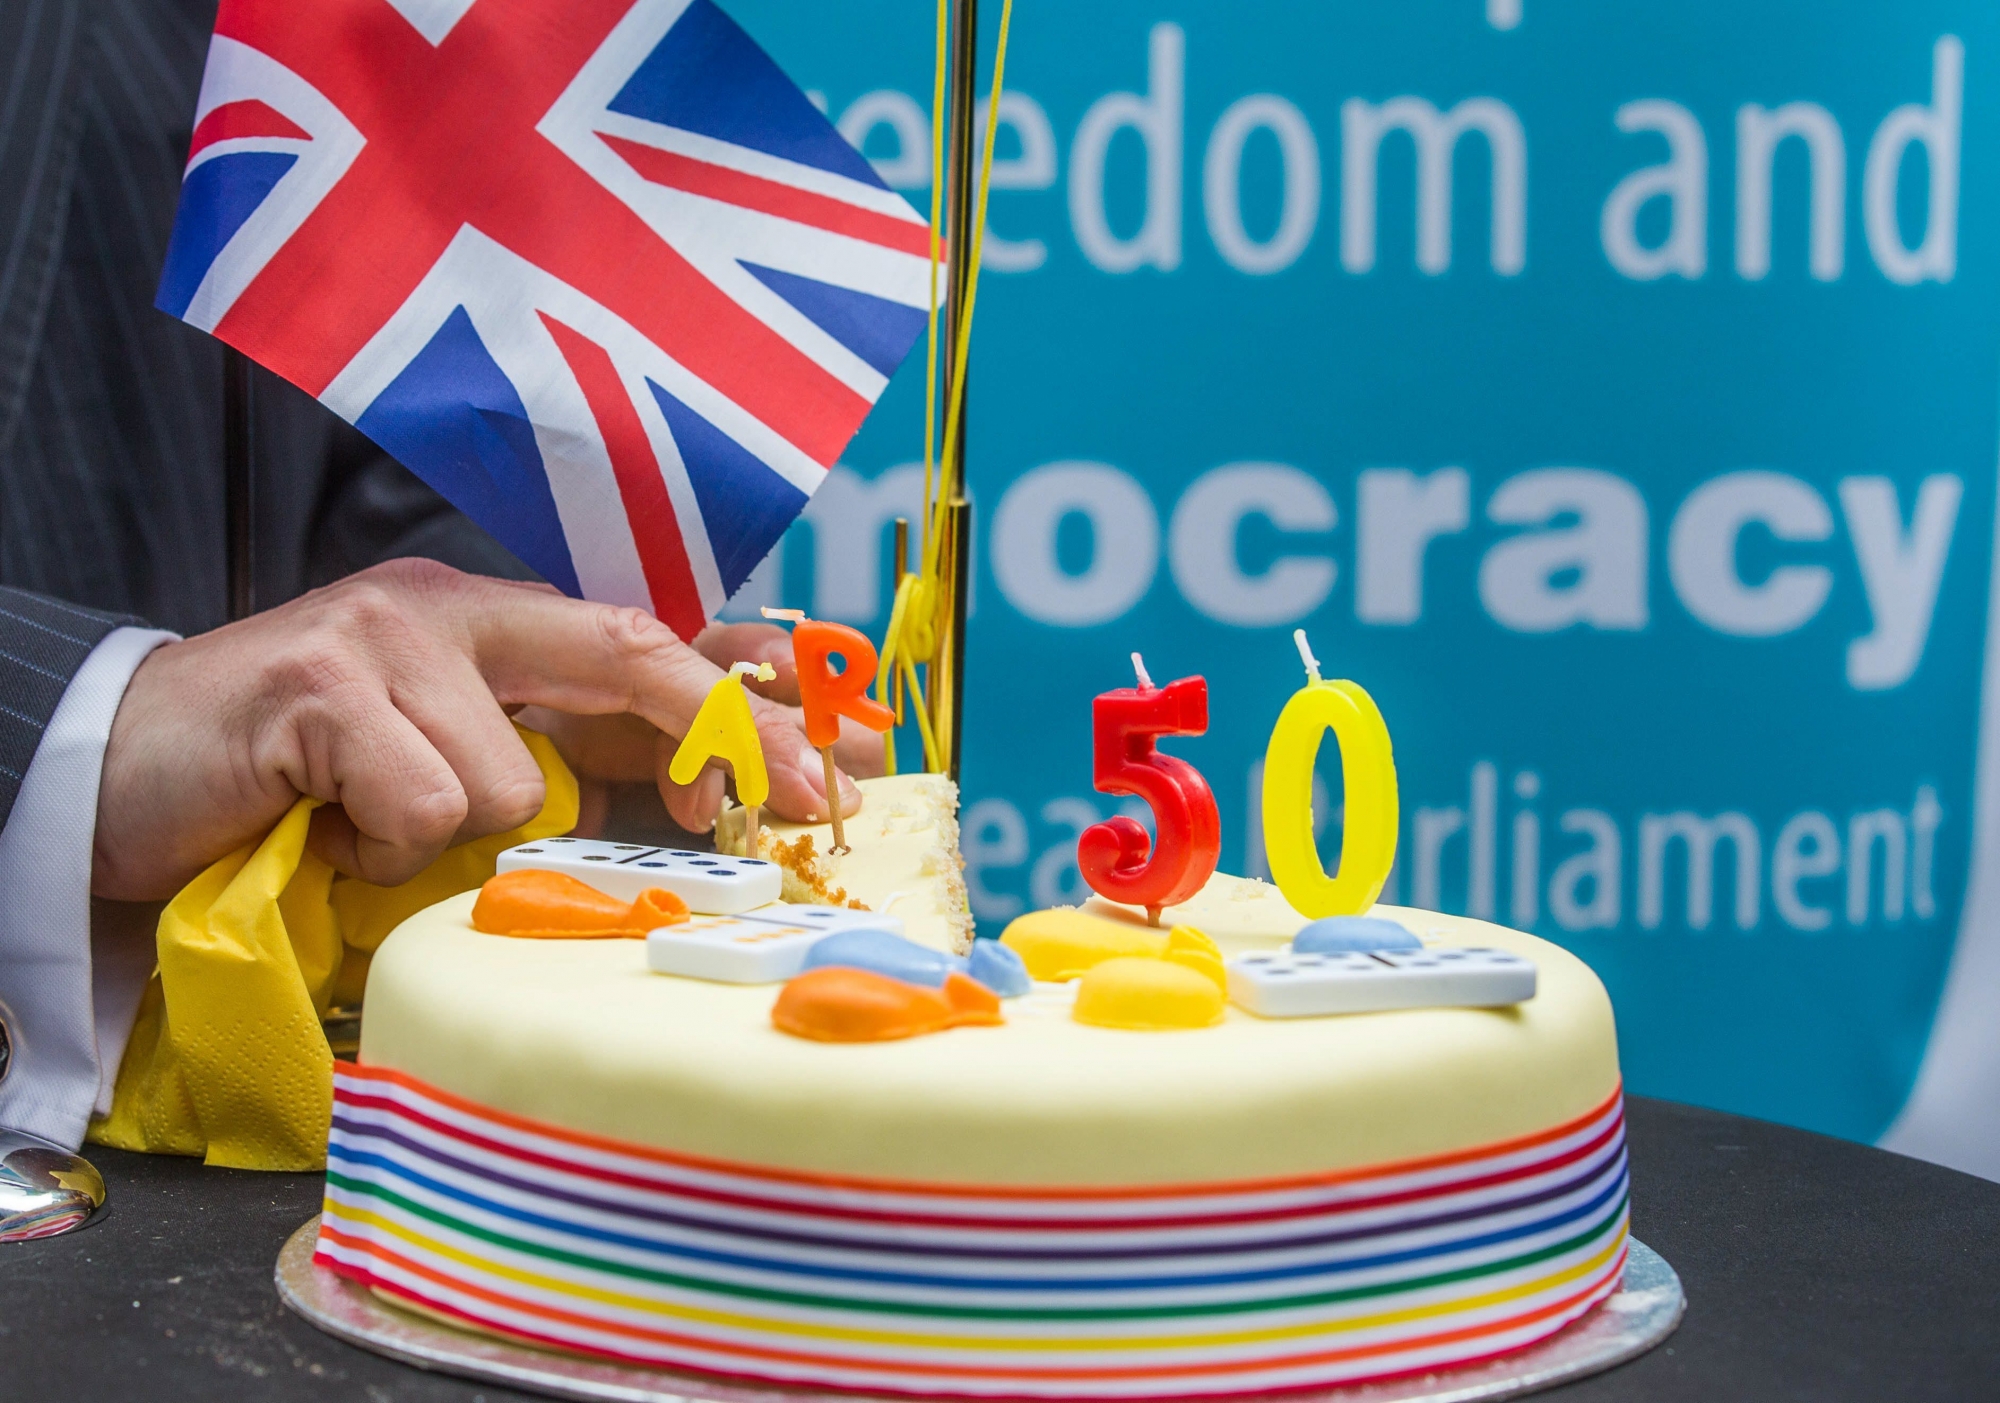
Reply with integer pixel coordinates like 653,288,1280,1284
669,662,774,806
89,726,577,1171
1072,957,1227,1031
1161,925,1226,992
1000,909,1171,981
1262,631,1400,920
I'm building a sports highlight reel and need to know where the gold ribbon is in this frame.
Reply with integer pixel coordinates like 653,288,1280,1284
878,0,1016,778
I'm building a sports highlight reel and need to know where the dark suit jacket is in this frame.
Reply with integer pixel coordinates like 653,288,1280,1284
0,0,532,829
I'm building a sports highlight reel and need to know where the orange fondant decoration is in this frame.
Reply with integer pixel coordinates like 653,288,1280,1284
772,967,1002,1042
629,888,692,929
793,620,896,749
470,869,690,940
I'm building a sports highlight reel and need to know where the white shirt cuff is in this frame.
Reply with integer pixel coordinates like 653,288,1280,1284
0,626,175,1149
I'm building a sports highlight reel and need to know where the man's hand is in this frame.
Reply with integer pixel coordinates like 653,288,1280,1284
516,620,890,835
92,560,864,900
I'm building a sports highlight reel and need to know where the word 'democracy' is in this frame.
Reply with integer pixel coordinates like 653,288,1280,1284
784,463,1960,698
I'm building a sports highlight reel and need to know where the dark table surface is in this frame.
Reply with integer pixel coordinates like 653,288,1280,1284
2,1097,1997,1402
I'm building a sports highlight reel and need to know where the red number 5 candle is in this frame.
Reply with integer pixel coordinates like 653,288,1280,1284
1078,655,1222,925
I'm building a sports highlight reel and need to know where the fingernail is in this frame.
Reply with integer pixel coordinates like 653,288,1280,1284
696,768,725,825
667,767,725,832
829,761,863,817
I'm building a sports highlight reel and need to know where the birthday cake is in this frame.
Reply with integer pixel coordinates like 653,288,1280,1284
315,792,1629,1398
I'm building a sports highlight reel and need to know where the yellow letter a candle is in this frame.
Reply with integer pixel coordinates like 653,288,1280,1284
1262,631,1399,918
671,662,774,844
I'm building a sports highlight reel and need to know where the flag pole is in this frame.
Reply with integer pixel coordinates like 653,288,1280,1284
223,346,255,622
946,495,971,779
936,0,978,782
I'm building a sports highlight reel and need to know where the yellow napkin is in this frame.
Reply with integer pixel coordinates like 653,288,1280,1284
89,727,578,1171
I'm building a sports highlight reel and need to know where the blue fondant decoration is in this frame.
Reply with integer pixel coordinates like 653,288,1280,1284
802,929,964,988
1292,917,1422,955
967,940,1031,998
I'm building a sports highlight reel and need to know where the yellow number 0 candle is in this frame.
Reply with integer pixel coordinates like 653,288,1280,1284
1262,631,1400,919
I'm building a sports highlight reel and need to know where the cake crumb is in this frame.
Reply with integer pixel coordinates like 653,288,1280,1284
762,832,857,910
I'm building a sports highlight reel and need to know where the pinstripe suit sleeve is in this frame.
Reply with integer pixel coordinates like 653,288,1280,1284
0,0,88,458
0,586,138,832
0,588,168,1152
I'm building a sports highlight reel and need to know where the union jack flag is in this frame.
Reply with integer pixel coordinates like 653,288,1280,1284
158,0,933,639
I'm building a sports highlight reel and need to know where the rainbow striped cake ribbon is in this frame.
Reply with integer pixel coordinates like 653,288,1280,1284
318,1063,1629,1397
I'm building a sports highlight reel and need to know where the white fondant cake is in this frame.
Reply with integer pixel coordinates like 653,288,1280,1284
317,781,1629,1397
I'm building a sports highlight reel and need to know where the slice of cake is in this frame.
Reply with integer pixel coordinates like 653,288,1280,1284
714,771,972,953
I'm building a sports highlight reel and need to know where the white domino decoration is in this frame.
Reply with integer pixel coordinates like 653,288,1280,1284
496,838,782,914
646,904,906,984
1226,947,1536,1018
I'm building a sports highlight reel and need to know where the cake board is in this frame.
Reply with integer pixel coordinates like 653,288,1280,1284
276,1216,1685,1403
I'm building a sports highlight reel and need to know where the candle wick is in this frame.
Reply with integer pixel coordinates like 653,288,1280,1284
760,607,806,623
1293,628,1322,683
1130,652,1154,689
729,661,777,682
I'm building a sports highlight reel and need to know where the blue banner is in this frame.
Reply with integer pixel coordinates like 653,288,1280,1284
722,0,2000,1154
